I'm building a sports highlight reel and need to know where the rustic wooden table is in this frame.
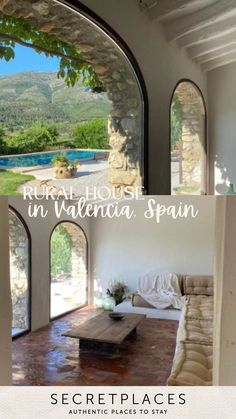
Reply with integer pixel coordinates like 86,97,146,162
63,312,146,353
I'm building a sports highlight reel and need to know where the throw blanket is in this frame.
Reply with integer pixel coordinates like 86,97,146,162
137,272,184,310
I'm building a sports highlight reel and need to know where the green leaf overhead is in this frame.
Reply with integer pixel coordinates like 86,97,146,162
0,11,105,91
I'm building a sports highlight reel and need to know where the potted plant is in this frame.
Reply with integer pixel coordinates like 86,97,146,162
52,155,69,167
68,161,78,177
106,281,128,306
52,155,71,179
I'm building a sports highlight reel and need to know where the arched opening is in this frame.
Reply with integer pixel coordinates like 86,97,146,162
0,0,147,195
170,80,207,195
9,207,31,338
50,221,88,319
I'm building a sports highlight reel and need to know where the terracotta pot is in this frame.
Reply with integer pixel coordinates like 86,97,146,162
70,167,77,177
55,166,71,179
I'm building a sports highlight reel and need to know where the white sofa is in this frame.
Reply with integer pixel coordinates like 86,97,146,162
114,274,186,320
114,299,181,320
115,274,214,386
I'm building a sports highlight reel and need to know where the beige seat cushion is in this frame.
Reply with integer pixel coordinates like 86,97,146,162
184,295,213,320
132,293,155,308
183,275,213,296
177,318,213,346
167,342,212,386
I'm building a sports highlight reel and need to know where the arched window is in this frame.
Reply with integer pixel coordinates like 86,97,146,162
9,208,30,337
170,80,207,195
0,0,148,194
50,222,88,319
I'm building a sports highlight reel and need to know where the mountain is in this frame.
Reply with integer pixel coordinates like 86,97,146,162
0,71,112,133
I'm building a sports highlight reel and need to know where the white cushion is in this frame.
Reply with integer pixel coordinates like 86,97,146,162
114,300,181,320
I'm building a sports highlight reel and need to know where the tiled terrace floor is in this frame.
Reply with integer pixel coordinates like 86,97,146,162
12,306,178,386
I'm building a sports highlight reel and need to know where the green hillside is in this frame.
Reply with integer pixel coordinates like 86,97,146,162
0,71,112,134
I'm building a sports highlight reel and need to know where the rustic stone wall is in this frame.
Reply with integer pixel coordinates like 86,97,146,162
0,0,144,192
63,223,87,280
174,82,206,193
9,210,29,331
51,222,87,305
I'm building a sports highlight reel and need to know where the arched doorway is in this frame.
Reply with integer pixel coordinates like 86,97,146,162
50,221,88,319
170,80,207,195
9,207,31,337
0,0,147,194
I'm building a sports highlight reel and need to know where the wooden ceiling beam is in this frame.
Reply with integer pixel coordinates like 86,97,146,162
196,44,236,63
188,32,236,58
164,0,236,41
202,51,236,71
145,0,198,20
178,16,236,47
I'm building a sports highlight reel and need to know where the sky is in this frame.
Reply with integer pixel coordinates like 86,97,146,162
0,44,60,76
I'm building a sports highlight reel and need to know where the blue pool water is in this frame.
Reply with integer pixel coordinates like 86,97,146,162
0,150,97,168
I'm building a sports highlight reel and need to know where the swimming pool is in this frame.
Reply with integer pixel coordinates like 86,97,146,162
0,149,98,168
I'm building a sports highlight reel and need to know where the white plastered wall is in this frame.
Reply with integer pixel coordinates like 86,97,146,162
214,196,236,385
79,0,208,194
208,62,236,195
91,197,216,293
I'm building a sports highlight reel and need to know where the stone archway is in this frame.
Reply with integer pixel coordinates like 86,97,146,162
0,0,145,192
171,81,206,195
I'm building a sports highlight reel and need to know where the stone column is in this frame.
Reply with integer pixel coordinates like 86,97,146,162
181,116,202,189
174,82,206,194
64,224,87,302
0,198,12,385
9,211,29,330
108,115,141,193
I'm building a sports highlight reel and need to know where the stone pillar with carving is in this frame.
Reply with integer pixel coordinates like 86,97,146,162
108,114,141,193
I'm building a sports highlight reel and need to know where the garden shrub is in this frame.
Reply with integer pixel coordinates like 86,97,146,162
51,225,73,275
6,123,59,153
0,125,7,153
74,119,109,149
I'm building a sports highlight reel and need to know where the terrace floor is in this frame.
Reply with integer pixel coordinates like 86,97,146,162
18,160,110,196
12,306,178,386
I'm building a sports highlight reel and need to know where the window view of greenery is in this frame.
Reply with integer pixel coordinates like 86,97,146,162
0,74,111,154
51,224,73,275
171,82,206,195
50,223,87,319
0,12,111,194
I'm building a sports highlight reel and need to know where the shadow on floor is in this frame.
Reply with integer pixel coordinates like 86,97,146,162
12,306,178,386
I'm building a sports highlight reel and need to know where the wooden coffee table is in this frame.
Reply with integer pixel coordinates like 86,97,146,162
63,312,146,353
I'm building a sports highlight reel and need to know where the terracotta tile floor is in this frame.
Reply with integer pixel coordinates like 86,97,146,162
12,306,178,386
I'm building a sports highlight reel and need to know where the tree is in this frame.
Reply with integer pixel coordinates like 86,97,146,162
0,125,4,138
74,119,109,149
0,12,104,91
51,225,73,275
46,124,59,143
7,123,59,153
0,124,6,152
